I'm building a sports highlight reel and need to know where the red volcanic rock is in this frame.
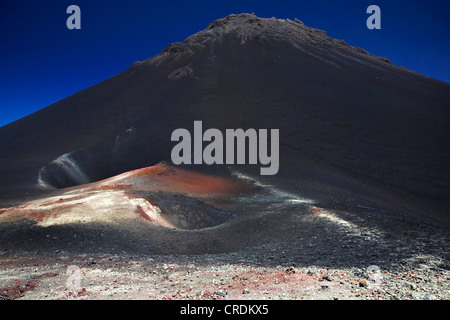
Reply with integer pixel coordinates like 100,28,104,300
0,163,244,230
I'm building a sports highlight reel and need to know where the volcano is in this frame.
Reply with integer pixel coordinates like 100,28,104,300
0,14,449,257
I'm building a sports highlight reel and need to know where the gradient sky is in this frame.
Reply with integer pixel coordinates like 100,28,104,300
1,0,449,127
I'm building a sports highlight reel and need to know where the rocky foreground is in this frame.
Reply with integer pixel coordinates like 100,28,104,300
1,199,448,300
1,251,449,301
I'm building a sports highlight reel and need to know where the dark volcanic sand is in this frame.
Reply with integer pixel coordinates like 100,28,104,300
0,14,449,300
0,163,449,300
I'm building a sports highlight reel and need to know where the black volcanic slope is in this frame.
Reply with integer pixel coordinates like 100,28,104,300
0,13,449,223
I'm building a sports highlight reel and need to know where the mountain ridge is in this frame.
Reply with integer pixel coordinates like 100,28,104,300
131,13,395,69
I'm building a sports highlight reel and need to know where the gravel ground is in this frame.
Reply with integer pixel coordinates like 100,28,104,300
1,203,448,301
0,251,448,301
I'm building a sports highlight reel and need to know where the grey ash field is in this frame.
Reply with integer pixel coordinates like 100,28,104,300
0,14,449,300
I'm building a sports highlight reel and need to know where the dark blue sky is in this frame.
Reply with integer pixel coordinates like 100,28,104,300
1,0,449,127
